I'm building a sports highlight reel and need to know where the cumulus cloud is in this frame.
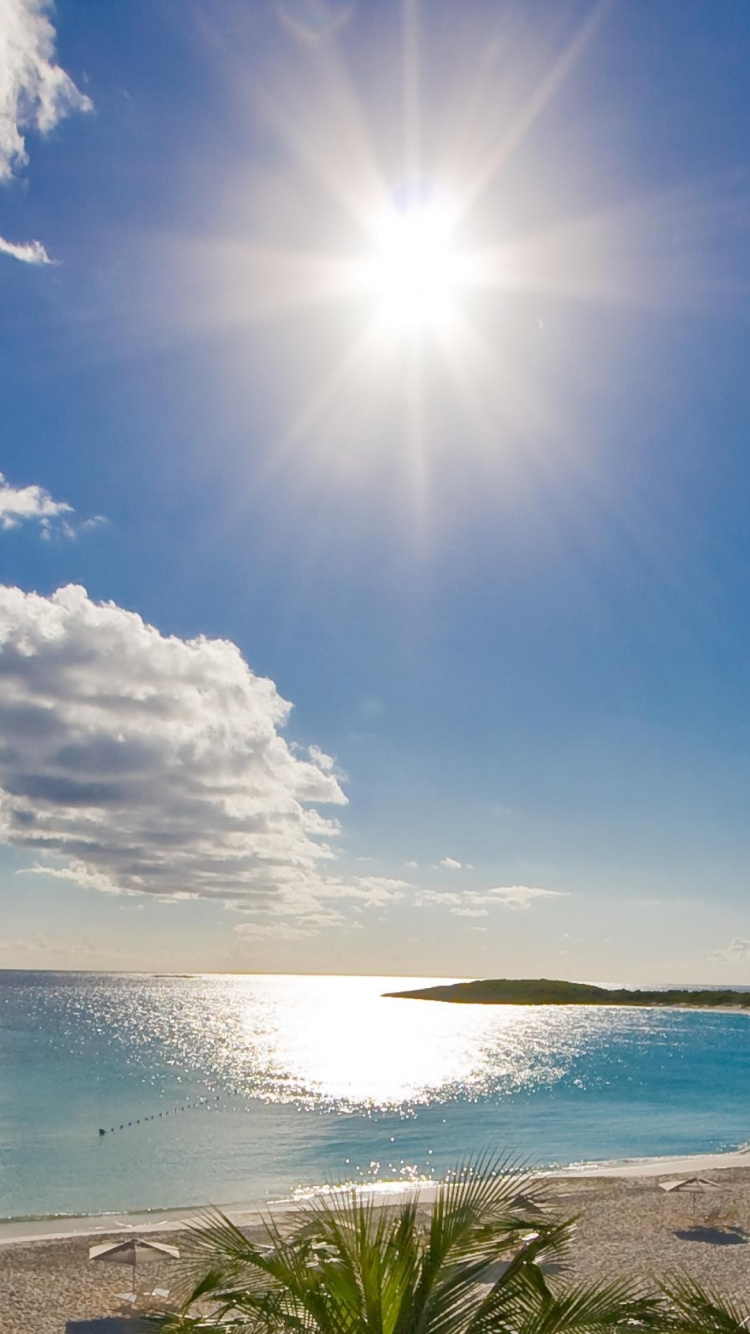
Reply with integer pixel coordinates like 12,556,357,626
0,585,357,923
439,856,462,870
709,937,750,964
0,234,53,263
415,885,564,913
0,0,92,182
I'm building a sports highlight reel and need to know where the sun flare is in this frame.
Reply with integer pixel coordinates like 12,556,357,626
364,202,466,333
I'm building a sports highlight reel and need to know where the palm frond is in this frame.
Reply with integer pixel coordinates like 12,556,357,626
173,1154,666,1334
660,1275,750,1334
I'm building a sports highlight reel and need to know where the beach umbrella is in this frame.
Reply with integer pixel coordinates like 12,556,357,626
658,1176,721,1219
89,1237,180,1295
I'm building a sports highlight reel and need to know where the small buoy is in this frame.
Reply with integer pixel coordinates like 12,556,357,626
99,1128,106,1136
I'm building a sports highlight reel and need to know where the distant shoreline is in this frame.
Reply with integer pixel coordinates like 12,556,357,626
384,978,750,1007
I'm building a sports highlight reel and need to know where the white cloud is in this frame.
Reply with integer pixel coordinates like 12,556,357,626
0,0,93,182
0,585,357,922
415,890,461,908
234,920,322,944
415,885,564,913
709,936,750,964
0,469,78,533
476,885,563,910
0,234,53,264
405,859,419,868
0,473,103,537
320,875,410,907
439,856,462,870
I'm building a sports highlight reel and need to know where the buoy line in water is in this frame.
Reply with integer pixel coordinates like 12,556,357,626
98,1093,226,1136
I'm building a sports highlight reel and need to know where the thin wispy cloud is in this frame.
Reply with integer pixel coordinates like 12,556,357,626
0,0,92,182
0,235,53,264
234,921,320,944
0,0,92,268
709,937,750,964
416,885,565,913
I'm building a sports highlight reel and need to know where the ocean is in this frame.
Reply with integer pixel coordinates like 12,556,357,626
2,971,750,1222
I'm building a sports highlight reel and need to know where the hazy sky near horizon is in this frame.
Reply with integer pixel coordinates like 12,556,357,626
2,0,750,981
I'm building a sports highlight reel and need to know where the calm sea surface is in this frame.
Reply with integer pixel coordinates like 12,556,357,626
2,971,750,1221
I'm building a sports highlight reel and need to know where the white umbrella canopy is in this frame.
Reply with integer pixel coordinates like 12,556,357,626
89,1237,180,1293
659,1176,721,1218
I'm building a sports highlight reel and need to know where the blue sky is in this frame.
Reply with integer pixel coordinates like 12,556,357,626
1,0,750,979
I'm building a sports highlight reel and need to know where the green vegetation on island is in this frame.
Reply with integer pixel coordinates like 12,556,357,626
383,977,750,1006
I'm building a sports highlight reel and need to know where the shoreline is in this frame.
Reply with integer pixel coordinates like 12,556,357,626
4,1143,750,1247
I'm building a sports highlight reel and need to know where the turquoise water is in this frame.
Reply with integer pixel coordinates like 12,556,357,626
2,971,750,1221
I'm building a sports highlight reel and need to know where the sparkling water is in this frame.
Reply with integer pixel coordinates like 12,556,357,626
2,971,750,1221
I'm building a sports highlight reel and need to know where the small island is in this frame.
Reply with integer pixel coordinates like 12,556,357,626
383,977,750,1007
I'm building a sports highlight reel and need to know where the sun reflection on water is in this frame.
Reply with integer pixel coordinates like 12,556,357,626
45,973,600,1111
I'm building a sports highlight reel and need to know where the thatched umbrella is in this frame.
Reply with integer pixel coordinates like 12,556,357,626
659,1176,721,1220
89,1237,180,1298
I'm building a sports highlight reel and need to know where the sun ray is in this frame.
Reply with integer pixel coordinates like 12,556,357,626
155,0,735,533
404,335,429,546
264,316,395,478
402,0,422,184
457,0,612,218
433,308,560,469
252,43,389,234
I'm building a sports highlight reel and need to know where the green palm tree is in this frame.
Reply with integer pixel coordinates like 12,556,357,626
163,1154,661,1334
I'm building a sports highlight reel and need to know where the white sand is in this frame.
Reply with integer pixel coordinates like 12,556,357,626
5,1154,750,1333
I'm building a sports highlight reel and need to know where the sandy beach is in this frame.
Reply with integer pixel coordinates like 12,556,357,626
6,1155,750,1333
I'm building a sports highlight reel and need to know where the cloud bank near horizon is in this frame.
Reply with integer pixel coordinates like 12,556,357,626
0,585,564,942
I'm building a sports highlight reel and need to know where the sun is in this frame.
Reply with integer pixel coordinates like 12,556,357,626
364,201,466,334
